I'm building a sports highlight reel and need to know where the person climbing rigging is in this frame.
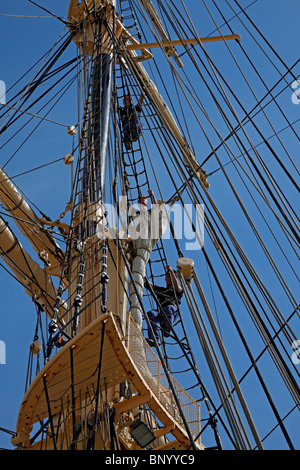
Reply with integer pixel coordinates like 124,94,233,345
119,93,144,151
144,265,183,347
128,189,168,331
128,188,163,240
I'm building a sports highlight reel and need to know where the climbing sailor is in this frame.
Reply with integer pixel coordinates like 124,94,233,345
128,189,167,331
144,265,183,347
119,93,144,151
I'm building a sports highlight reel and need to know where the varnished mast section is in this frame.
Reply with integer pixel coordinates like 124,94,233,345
11,0,204,450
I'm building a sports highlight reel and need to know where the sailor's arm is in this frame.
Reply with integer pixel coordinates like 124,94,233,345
148,188,157,204
144,277,153,291
166,265,182,293
138,92,145,107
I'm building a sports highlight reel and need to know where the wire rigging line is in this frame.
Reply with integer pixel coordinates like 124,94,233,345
27,0,69,25
0,102,70,129
2,73,78,170
149,45,298,253
0,157,71,183
0,31,70,107
179,1,299,244
1,36,73,134
233,0,299,83
0,29,70,141
222,0,300,146
0,13,65,19
164,0,299,200
207,116,300,179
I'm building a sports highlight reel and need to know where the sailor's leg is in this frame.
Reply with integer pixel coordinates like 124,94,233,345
162,305,178,337
129,248,151,329
130,128,139,142
123,132,132,150
146,309,160,342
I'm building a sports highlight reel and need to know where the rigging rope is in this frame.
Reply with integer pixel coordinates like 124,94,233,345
27,0,69,26
155,0,299,245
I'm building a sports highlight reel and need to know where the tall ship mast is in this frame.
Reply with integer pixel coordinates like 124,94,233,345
0,0,299,451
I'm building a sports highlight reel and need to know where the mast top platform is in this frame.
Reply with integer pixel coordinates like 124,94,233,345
68,0,115,20
68,0,118,56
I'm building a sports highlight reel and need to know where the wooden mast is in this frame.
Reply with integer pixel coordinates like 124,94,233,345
10,0,204,451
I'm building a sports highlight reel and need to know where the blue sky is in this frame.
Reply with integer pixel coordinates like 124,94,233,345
0,0,299,450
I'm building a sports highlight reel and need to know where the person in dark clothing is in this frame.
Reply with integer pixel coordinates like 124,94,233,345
119,93,144,150
145,265,183,346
